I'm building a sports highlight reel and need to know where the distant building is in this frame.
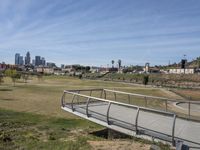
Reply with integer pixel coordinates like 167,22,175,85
36,66,54,74
41,57,46,66
19,56,24,65
25,51,31,65
35,56,41,66
15,53,24,65
144,63,150,73
47,62,56,68
169,68,195,74
15,53,20,65
0,63,17,71
32,59,35,66
61,64,65,69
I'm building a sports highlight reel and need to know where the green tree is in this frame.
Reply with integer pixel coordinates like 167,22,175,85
143,75,149,86
5,69,21,86
0,73,4,85
111,60,115,68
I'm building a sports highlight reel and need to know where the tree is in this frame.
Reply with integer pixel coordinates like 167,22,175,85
0,73,4,85
143,75,149,86
5,69,21,86
111,60,115,68
118,59,122,69
22,72,29,83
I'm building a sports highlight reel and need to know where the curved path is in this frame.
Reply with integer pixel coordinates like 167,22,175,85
62,102,200,150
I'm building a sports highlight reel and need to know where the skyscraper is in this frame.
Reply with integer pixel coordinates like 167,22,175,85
25,51,31,65
19,56,24,65
41,57,46,66
35,56,41,66
15,53,20,65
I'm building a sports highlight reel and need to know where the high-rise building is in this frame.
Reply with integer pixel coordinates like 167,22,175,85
15,53,20,65
19,56,24,65
41,57,46,66
61,64,65,69
15,53,23,65
35,56,41,66
25,51,31,65
32,59,35,66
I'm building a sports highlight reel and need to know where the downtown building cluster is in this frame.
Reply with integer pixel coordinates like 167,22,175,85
15,52,46,67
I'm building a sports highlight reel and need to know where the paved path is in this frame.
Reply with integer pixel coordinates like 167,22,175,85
62,102,200,149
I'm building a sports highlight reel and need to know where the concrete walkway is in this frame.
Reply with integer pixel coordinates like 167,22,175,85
62,102,200,149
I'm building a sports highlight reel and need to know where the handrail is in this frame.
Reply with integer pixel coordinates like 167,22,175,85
61,89,200,148
103,89,200,104
64,90,175,116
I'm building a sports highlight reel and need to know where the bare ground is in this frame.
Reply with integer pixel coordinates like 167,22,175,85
88,140,151,150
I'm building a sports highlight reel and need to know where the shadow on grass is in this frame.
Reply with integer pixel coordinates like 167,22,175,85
0,88,13,91
0,98,15,101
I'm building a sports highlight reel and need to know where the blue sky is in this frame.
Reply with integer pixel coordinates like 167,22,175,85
0,0,200,67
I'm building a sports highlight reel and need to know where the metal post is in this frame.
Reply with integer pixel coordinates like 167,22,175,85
104,90,107,99
145,97,147,107
61,92,65,107
77,91,80,104
165,100,168,112
188,101,191,119
86,98,91,117
71,94,76,112
114,92,116,101
172,114,177,146
100,90,103,98
107,102,112,125
135,107,140,134
89,90,92,96
128,95,131,104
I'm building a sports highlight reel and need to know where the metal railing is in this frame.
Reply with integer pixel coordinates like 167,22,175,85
102,89,200,119
62,88,200,120
61,89,179,145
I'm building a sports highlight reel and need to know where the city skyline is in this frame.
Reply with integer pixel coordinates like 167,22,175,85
0,0,200,66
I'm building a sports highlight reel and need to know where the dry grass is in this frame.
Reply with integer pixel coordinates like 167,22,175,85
88,140,150,150
0,76,182,118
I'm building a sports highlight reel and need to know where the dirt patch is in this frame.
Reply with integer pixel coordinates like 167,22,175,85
88,140,150,150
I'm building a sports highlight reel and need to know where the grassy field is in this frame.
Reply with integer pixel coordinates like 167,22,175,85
0,76,178,149
0,76,181,117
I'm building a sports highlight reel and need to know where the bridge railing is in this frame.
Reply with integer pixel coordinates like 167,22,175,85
61,89,177,145
61,88,200,120
102,89,200,120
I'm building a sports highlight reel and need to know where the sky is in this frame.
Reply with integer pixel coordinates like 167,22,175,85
0,0,200,67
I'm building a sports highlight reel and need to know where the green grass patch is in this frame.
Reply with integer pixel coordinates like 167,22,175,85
0,108,102,150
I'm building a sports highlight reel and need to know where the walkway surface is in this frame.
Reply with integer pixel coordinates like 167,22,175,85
62,101,200,150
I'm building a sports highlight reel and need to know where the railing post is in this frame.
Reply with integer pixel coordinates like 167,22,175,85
104,90,107,99
135,107,140,135
90,90,92,96
107,102,112,125
100,89,103,98
188,100,191,119
71,94,76,112
86,98,91,117
77,91,80,104
172,114,177,146
165,100,168,112
114,92,116,101
128,95,131,104
145,97,147,107
61,92,66,107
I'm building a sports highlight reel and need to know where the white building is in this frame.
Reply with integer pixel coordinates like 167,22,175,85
169,68,195,74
